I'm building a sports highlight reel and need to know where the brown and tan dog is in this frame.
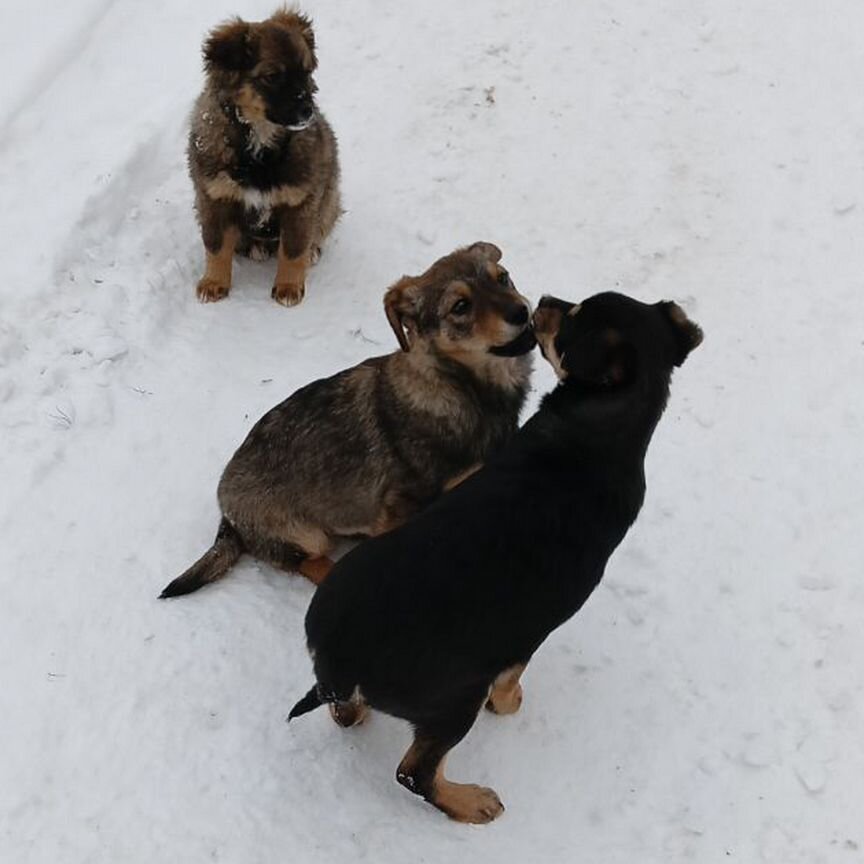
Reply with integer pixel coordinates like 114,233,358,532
187,7,340,305
160,242,535,598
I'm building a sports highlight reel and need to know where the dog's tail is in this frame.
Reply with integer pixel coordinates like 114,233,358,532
287,685,325,722
159,518,244,599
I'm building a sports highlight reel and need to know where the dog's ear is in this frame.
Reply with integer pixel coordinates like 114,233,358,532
272,8,317,70
384,278,423,352
465,242,502,264
659,302,703,366
204,19,255,72
561,328,637,388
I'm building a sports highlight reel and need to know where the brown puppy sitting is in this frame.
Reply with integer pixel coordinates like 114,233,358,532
188,7,340,305
160,242,535,598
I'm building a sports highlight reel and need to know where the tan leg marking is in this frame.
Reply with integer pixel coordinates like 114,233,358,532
397,740,504,824
429,759,504,824
329,691,369,728
272,245,309,306
197,227,238,302
486,664,526,715
297,556,334,585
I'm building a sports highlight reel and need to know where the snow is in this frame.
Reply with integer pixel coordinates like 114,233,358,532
1,1,862,861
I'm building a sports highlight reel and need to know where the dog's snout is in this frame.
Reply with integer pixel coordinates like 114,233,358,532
538,295,580,316
538,295,567,311
506,304,530,327
532,303,566,337
532,306,555,333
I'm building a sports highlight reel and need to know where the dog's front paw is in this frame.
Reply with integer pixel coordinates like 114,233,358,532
486,681,523,715
272,280,305,306
437,783,505,824
197,277,230,302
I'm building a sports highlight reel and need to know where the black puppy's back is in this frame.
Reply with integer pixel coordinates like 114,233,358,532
304,400,643,715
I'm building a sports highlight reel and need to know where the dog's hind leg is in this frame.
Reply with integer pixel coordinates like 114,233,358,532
329,688,369,728
255,533,332,585
486,663,527,715
297,556,334,585
159,518,244,598
396,698,504,824
243,525,334,586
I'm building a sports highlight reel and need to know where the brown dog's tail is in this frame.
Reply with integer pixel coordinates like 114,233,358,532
159,518,244,598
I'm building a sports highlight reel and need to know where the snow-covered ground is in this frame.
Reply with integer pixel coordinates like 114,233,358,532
2,1,862,861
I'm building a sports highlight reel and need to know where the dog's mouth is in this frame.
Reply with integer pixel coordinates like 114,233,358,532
267,108,315,131
488,326,537,357
265,99,315,132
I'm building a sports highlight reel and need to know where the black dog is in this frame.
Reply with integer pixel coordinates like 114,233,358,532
289,292,702,823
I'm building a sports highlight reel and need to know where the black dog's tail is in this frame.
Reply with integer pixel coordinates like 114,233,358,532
287,685,324,722
159,518,244,599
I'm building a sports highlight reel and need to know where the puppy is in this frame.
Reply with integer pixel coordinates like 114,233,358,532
288,292,703,823
188,7,340,305
160,242,534,598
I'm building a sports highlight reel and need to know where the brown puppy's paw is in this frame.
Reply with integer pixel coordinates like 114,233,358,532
436,782,505,824
272,280,305,306
485,681,523,715
197,277,230,302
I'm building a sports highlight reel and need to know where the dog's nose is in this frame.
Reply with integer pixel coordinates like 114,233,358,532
505,304,530,326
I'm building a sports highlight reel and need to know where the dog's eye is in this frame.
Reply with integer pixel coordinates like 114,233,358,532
497,270,510,286
451,299,472,316
259,72,280,86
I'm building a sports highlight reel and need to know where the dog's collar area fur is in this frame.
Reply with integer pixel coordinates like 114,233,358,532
220,99,315,157
235,106,283,156
400,339,530,393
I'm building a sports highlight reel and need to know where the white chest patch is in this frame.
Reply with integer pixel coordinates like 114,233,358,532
240,187,273,211
203,172,309,210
